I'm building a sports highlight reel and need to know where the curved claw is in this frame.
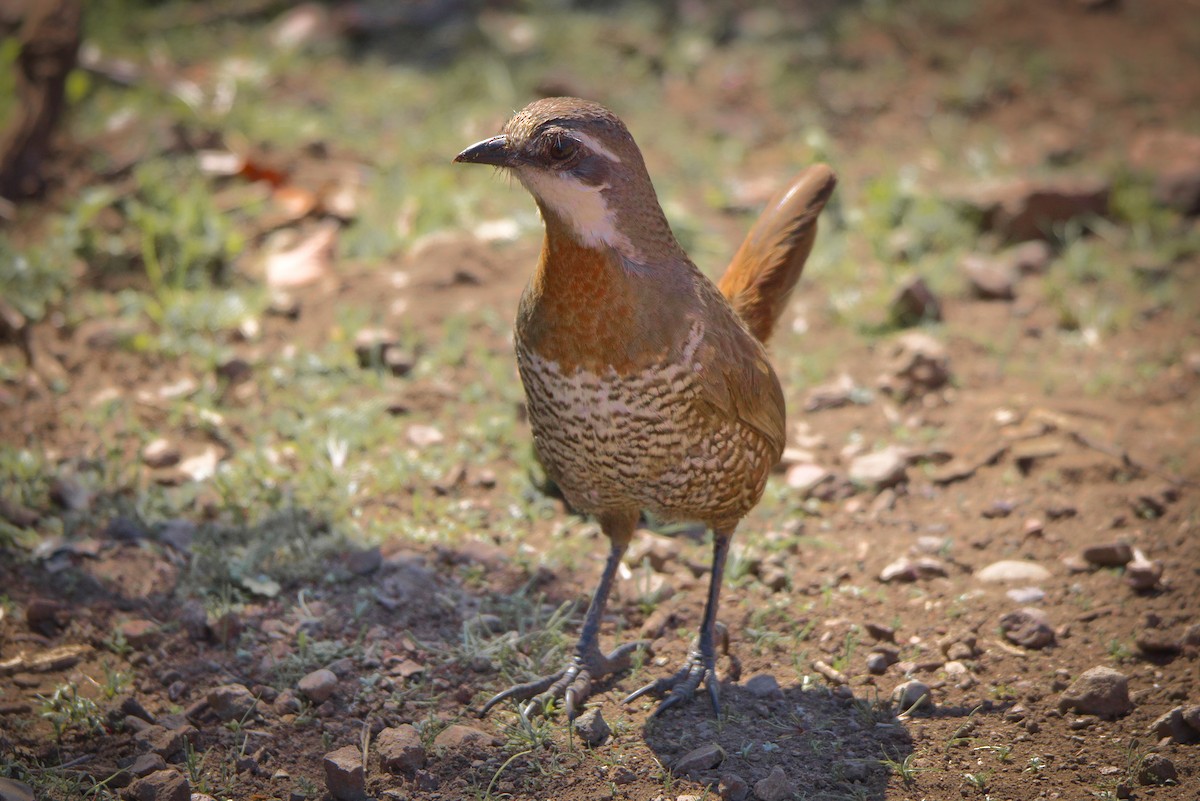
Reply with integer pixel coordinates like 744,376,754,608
480,670,565,717
480,640,650,720
622,649,721,717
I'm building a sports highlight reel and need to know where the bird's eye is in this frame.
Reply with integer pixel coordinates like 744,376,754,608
547,137,577,162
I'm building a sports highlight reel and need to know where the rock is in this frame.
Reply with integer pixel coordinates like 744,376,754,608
157,519,196,553
0,778,34,801
1058,667,1132,718
134,725,185,759
206,684,257,722
1004,240,1053,275
849,447,908,489
999,608,1056,649
1183,705,1200,731
865,621,896,642
625,535,680,573
353,328,415,376
50,473,92,511
879,556,947,583
1006,587,1045,604
1081,542,1132,568
1149,707,1200,745
1125,548,1163,591
961,254,1016,300
1155,167,1200,215
273,688,302,714
1129,129,1200,215
433,724,493,750
297,669,338,704
958,175,1110,242
784,463,830,496
976,560,1051,583
129,753,166,778
1137,753,1177,786
105,516,148,542
804,373,864,412
877,331,950,399
125,769,190,801
753,766,790,801
866,652,890,675
674,743,724,775
406,424,444,447
573,707,611,747
1185,624,1200,647
892,680,933,713
120,619,160,650
719,771,750,801
1135,631,1180,655
377,724,425,774
141,438,181,468
323,746,366,801
24,597,66,635
889,275,942,327
744,674,782,699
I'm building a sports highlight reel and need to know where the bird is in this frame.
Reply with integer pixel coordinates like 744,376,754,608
455,97,836,719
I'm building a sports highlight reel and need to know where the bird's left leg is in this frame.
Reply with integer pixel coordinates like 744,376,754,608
624,525,735,716
480,510,646,720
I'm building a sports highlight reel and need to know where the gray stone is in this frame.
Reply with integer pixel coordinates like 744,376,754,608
1137,753,1177,786
377,724,425,774
744,674,782,699
573,707,611,747
962,254,1017,300
1058,667,1132,718
1125,548,1163,591
141,438,181,468
849,448,908,489
130,753,166,778
1148,707,1200,744
976,560,1051,583
866,652,890,675
892,680,933,713
133,725,185,759
206,684,257,722
1081,542,1132,567
297,669,338,704
999,608,1056,649
125,769,190,801
889,275,943,327
674,742,725,775
1183,704,1200,731
1006,586,1046,604
720,771,750,801
1004,240,1053,275
879,556,947,583
323,746,366,801
877,331,950,399
753,766,791,801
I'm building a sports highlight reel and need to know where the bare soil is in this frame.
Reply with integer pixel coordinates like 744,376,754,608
2,2,1199,800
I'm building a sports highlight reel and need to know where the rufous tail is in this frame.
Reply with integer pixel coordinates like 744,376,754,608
717,164,837,345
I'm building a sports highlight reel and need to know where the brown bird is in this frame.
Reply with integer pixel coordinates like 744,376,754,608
455,97,836,719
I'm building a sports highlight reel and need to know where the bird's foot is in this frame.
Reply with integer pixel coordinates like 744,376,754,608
623,647,720,717
479,641,646,720
624,623,730,717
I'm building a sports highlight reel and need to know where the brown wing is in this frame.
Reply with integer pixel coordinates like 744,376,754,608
693,288,787,463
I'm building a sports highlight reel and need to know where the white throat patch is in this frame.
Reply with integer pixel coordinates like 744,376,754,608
517,168,641,260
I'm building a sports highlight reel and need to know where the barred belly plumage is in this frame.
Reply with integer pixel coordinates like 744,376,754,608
516,330,773,526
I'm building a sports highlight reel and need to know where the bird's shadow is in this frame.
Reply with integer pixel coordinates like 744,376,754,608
639,681,917,800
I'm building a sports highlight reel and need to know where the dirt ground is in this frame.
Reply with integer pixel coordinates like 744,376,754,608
2,1,1199,800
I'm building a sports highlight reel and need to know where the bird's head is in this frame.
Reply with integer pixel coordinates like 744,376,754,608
455,97,676,264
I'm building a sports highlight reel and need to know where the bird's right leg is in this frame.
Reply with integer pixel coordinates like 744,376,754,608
480,510,646,720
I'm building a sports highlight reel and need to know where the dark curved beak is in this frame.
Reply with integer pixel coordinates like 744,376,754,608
454,135,517,167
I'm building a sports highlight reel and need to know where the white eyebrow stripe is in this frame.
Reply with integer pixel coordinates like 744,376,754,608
574,132,622,163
